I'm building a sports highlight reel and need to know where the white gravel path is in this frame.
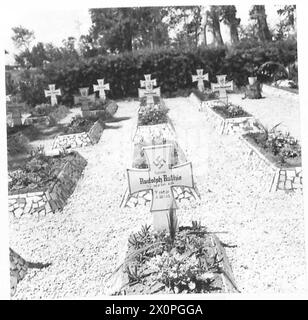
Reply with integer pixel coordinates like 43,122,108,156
10,97,307,299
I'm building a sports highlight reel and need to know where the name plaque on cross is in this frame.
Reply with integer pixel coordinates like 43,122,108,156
211,75,233,103
127,144,194,231
192,69,209,92
44,84,61,106
138,74,160,105
93,79,110,101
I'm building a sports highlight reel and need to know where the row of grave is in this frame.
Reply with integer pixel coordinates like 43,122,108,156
9,73,239,296
113,76,238,294
188,70,303,192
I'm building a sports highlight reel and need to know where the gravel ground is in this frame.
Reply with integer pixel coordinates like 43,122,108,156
10,97,307,299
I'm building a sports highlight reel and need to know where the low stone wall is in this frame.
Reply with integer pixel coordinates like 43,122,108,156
24,115,51,126
8,152,87,219
240,136,303,192
203,105,258,135
122,186,199,208
52,120,103,149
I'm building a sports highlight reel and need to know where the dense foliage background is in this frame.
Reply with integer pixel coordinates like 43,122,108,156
5,5,298,106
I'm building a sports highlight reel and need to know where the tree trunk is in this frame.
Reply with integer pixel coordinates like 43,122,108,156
211,9,224,46
230,22,239,44
250,5,272,42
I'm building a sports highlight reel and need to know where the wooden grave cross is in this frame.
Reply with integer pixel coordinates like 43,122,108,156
6,99,23,127
211,75,233,103
127,144,194,231
192,69,209,92
138,74,160,105
74,87,95,108
93,79,110,101
44,84,61,106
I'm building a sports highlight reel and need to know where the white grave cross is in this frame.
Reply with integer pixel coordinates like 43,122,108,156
192,69,209,92
140,74,157,91
93,79,110,100
127,144,194,231
44,84,61,106
211,75,233,102
138,74,160,105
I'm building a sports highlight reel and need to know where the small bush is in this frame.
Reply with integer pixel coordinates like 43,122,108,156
64,115,99,134
138,105,169,126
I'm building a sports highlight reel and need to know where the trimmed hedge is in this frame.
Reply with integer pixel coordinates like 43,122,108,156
11,39,297,106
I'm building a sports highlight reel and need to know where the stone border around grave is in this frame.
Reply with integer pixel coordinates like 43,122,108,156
239,136,303,191
8,151,87,219
189,92,225,111
52,120,104,149
107,230,238,295
203,103,257,135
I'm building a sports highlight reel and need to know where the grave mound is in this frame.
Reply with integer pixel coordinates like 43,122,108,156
112,222,238,295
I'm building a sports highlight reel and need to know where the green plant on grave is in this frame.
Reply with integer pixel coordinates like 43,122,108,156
121,221,227,294
30,103,54,117
245,122,301,165
64,115,98,134
138,105,169,126
213,103,249,118
8,146,68,192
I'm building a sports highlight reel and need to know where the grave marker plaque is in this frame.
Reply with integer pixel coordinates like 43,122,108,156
211,75,233,103
44,84,61,106
127,144,194,231
192,69,209,92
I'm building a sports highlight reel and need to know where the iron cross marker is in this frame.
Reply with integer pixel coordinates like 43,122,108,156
138,74,160,105
127,144,194,231
93,79,110,100
211,75,233,103
44,84,61,106
140,74,157,91
192,69,209,92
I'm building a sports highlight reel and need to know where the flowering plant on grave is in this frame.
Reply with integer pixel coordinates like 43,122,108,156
138,105,169,126
146,250,217,294
213,103,250,118
121,221,226,295
265,130,301,159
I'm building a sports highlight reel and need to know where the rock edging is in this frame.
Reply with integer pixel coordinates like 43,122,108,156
239,136,303,191
8,151,87,219
52,120,104,149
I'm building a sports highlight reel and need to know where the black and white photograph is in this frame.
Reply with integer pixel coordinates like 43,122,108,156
1,0,307,300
